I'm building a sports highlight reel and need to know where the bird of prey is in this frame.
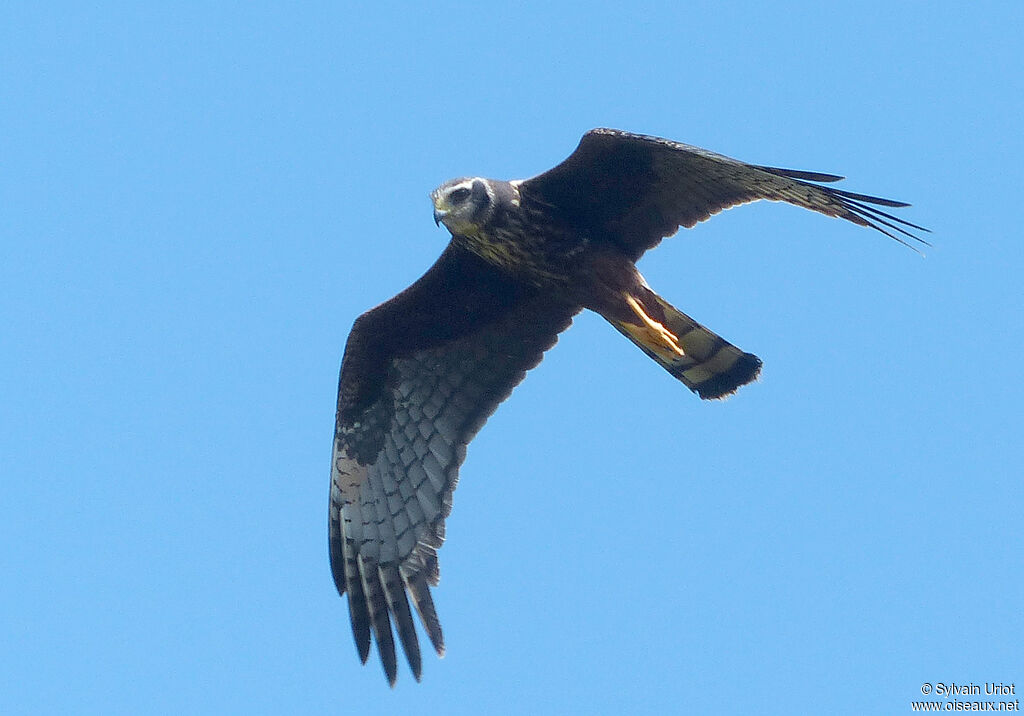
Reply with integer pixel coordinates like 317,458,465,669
329,128,926,684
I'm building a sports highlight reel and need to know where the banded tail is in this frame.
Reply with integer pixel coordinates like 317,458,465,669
606,286,762,400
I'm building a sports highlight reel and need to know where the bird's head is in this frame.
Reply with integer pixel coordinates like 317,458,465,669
430,177,497,236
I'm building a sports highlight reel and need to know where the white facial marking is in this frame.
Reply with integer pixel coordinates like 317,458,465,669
449,179,474,195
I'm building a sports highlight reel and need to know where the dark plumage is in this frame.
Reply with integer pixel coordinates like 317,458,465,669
328,129,926,684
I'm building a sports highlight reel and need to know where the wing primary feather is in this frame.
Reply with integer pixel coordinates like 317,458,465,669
342,536,372,663
754,164,845,182
827,187,911,207
839,197,932,234
359,555,398,686
843,204,926,253
381,562,422,681
328,507,346,597
844,202,931,248
338,474,373,662
405,570,445,656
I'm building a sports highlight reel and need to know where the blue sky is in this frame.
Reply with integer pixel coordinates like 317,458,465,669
2,2,1021,714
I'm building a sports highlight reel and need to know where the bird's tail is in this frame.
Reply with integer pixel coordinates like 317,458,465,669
605,286,762,400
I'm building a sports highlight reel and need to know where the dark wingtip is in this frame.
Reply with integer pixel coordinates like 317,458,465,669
830,187,913,208
757,162,930,250
347,591,372,664
381,645,398,687
842,201,932,252
754,164,845,183
381,563,423,685
407,572,446,657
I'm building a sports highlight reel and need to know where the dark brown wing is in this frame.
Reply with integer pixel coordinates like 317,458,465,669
520,128,928,260
329,243,578,684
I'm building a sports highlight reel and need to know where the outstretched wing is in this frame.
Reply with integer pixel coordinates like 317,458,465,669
520,128,928,260
330,243,578,685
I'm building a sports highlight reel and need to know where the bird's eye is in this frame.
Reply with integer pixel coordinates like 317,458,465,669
448,187,472,203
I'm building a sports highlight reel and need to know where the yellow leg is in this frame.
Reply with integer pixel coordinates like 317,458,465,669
623,295,686,359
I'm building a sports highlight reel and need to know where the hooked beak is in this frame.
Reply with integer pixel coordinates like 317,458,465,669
433,207,447,226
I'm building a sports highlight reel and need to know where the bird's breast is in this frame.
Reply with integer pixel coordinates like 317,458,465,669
457,223,580,288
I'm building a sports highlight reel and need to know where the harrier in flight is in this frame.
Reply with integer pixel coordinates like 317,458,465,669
329,129,925,684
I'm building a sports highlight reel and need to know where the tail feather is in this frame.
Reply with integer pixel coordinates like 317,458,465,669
608,289,761,400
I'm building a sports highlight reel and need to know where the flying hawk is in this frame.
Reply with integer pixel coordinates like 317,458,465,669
329,129,925,684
